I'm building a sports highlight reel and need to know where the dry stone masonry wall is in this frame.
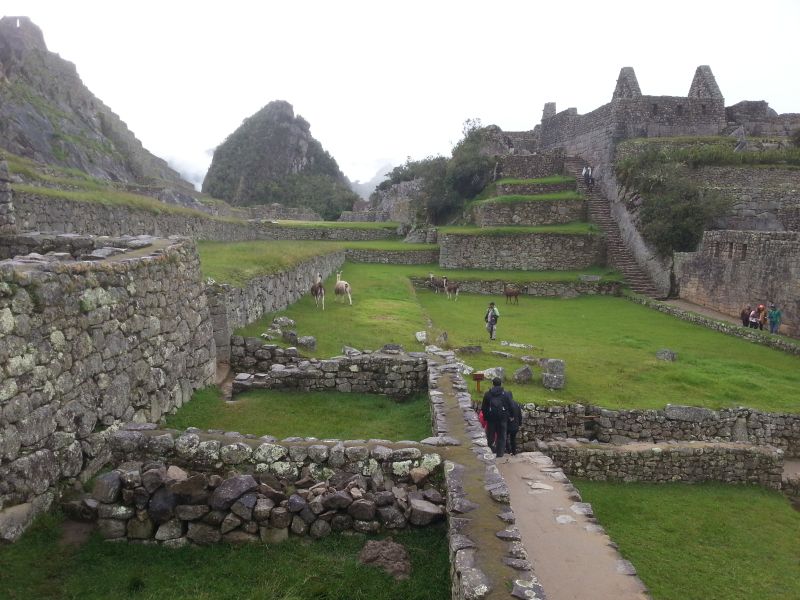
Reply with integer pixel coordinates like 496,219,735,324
439,232,606,271
260,223,399,241
473,198,586,228
0,159,16,235
0,237,215,540
207,251,345,362
543,439,784,489
344,247,440,265
410,277,621,298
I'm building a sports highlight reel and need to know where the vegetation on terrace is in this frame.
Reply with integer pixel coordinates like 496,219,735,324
495,175,574,186
167,387,432,441
618,136,800,168
272,220,399,230
576,481,800,600
231,263,800,413
0,512,449,600
471,191,583,206
438,222,599,236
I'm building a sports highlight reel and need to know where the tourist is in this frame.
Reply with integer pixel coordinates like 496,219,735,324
506,391,523,455
740,305,751,327
484,301,500,341
748,306,760,329
768,303,782,334
481,377,514,458
757,304,767,331
587,165,594,190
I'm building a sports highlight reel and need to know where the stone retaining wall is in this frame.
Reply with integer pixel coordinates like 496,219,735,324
473,199,586,227
0,237,216,541
0,159,16,235
497,154,565,179
248,204,321,222
345,248,439,265
207,251,345,362
519,403,800,457
439,232,606,271
96,426,445,544
410,277,622,297
260,223,399,241
543,440,784,489
495,182,573,196
13,191,265,241
231,343,428,399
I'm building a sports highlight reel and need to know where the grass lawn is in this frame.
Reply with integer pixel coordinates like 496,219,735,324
574,481,800,600
438,222,599,236
230,263,800,413
198,240,344,286
166,387,432,441
0,512,449,600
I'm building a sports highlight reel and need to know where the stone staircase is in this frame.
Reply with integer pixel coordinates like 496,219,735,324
564,158,661,297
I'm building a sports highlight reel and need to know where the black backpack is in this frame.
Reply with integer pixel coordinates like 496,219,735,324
487,390,507,420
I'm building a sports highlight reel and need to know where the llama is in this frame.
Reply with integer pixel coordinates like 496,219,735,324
310,273,325,310
334,271,352,305
445,280,460,300
429,273,446,294
504,284,524,304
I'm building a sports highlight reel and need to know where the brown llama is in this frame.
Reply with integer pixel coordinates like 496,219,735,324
504,284,523,304
445,280,460,300
429,273,446,294
310,273,325,310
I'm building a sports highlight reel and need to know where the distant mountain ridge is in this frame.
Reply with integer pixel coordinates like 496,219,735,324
202,100,359,220
0,16,189,187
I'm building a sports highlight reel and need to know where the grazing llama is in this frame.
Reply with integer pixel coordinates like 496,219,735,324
334,271,353,305
504,284,524,304
445,279,460,300
429,273,446,294
310,273,325,310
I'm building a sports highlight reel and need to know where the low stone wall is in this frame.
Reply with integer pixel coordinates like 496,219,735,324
626,294,800,355
543,439,784,489
0,237,216,541
495,182,574,196
207,251,345,362
231,343,428,399
497,154,565,179
338,210,380,222
439,232,606,271
473,199,586,227
519,403,800,457
410,277,622,297
247,204,321,221
260,223,399,241
345,248,439,265
13,191,265,241
96,426,445,544
0,159,16,235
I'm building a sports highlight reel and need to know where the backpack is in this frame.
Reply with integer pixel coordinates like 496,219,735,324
486,390,507,421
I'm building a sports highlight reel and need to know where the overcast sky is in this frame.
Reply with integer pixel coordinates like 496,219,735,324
5,0,800,188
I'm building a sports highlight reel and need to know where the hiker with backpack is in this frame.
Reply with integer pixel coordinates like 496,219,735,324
484,301,500,341
506,390,523,455
480,377,515,458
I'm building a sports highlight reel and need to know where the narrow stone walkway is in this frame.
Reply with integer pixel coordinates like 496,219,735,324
499,452,650,600
661,298,741,326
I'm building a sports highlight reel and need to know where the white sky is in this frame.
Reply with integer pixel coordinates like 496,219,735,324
4,1,800,188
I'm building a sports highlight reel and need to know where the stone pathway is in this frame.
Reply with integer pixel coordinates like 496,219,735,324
499,452,650,600
661,298,741,326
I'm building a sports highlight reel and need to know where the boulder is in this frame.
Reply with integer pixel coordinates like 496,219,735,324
148,487,177,523
513,365,533,384
93,472,122,504
408,498,443,526
209,475,258,511
358,539,412,580
347,499,376,521
187,522,221,544
655,349,677,361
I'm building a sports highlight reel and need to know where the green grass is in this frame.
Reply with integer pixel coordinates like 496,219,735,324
224,262,800,413
408,264,621,283
438,222,599,236
166,387,432,441
343,241,439,251
575,481,800,600
0,512,449,600
495,175,574,185
273,220,400,230
198,240,344,286
472,191,583,205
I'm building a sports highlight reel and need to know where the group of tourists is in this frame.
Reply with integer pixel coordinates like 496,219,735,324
477,378,523,459
740,303,782,334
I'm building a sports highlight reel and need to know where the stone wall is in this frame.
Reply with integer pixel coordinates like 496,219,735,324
97,426,445,544
260,223,399,241
207,251,345,362
247,203,321,222
496,154,564,179
438,232,606,271
674,230,800,337
410,277,622,297
231,341,428,399
543,440,783,489
472,199,586,227
345,248,440,265
338,210,380,222
13,191,265,241
0,159,16,235
518,403,800,457
0,238,216,541
495,182,573,196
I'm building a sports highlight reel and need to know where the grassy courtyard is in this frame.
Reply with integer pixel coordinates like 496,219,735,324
0,513,449,600
231,262,800,413
166,387,432,441
575,481,800,600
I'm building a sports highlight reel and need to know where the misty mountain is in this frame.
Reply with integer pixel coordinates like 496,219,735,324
350,163,394,200
0,16,189,187
202,100,359,220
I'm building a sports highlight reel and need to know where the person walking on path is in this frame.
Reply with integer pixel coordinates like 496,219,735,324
506,391,523,455
768,303,782,334
749,306,760,329
481,377,514,458
484,301,500,340
740,305,751,327
757,304,767,331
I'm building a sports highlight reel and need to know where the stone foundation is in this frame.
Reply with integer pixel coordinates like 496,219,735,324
0,159,16,235
261,223,399,241
473,199,586,227
410,277,621,297
345,248,440,265
543,439,784,489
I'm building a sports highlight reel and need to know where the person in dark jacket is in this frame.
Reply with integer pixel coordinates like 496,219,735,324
506,391,523,455
481,377,513,458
